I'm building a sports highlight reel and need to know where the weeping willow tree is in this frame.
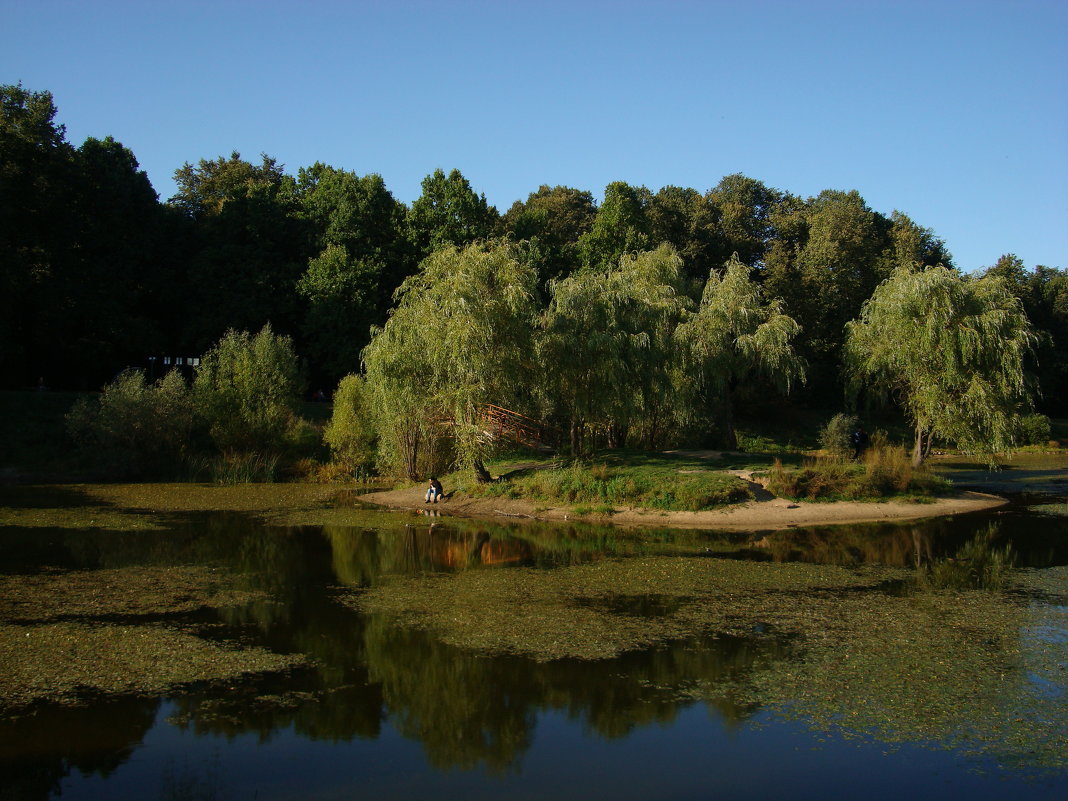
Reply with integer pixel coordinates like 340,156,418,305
537,244,691,454
362,240,537,481
674,254,805,449
845,264,1036,466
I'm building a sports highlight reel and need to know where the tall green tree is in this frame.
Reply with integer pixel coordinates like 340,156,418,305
289,164,412,385
984,254,1068,414
193,324,303,453
538,244,690,453
577,181,652,272
500,184,596,287
295,163,412,306
883,210,953,271
845,265,1036,465
363,241,538,480
0,84,76,386
675,254,805,449
1,85,174,389
170,152,309,350
66,136,170,380
646,185,720,291
764,189,893,397
296,244,382,382
706,173,782,271
406,168,497,258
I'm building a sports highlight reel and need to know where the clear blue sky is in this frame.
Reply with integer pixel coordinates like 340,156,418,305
5,0,1066,273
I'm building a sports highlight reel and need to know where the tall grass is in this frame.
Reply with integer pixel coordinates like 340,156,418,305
764,444,950,501
185,452,281,484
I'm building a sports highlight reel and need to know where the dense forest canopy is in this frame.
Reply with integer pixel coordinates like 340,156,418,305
3,84,1066,420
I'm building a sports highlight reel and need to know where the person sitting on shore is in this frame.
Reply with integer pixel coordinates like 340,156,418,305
425,477,444,504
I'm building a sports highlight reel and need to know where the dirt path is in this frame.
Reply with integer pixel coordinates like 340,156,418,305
357,485,1007,531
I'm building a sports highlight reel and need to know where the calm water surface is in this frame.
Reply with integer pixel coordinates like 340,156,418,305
1,464,1066,801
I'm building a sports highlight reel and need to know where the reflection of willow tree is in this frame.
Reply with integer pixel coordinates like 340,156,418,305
168,671,384,745
360,612,783,773
325,519,726,585
363,617,535,773
0,696,159,801
325,524,535,586
541,632,788,738
749,521,937,567
350,554,1068,775
747,519,1025,571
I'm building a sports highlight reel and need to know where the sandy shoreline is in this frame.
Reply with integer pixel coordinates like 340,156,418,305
357,485,1008,531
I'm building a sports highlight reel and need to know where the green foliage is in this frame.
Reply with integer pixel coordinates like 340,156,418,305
763,190,891,380
323,374,376,476
819,413,860,457
363,241,537,479
846,264,1037,464
172,152,308,348
577,181,652,271
1017,413,1052,446
538,244,691,453
674,254,805,448
294,162,412,329
193,324,303,453
406,168,497,256
985,256,1068,415
297,244,382,379
470,460,751,512
645,185,719,288
707,173,782,271
65,369,194,477
500,184,596,287
764,446,950,501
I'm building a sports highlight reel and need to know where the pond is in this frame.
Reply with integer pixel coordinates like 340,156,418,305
0,465,1066,801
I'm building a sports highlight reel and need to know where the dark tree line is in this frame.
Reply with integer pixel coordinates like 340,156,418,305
3,84,1066,413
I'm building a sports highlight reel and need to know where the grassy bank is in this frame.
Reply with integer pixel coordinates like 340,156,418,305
451,450,776,513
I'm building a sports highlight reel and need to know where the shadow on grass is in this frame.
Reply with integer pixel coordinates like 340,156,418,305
0,484,111,510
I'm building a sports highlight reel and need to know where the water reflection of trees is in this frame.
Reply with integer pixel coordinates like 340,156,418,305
4,508,1064,786
0,696,158,801
164,606,788,775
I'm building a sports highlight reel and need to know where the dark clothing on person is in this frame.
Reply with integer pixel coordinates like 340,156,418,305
850,429,870,460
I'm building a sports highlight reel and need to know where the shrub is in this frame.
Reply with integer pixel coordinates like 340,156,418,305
1018,413,1052,446
323,375,376,476
819,413,859,457
65,369,195,477
193,324,303,454
765,447,950,501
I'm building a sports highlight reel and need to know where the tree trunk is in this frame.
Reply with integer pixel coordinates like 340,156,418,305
404,428,420,480
912,427,926,468
570,418,585,457
721,385,738,450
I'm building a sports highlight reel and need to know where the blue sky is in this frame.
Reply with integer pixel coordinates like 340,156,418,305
5,0,1065,273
